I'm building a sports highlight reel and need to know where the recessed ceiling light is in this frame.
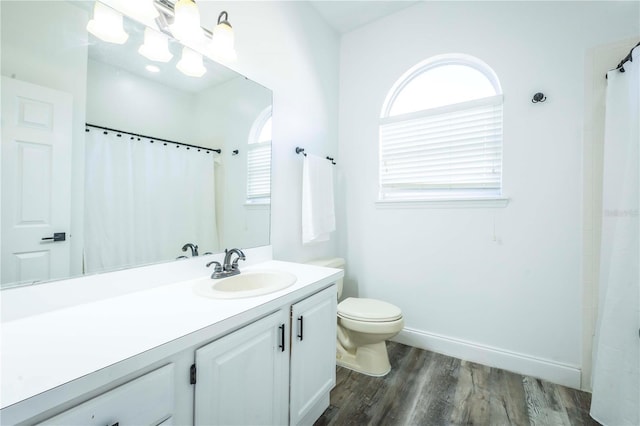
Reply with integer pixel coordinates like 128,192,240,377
146,65,160,73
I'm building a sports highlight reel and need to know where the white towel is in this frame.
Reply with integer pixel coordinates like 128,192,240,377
302,155,335,244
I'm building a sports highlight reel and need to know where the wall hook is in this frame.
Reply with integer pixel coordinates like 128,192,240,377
532,92,546,103
295,147,307,156
232,149,239,156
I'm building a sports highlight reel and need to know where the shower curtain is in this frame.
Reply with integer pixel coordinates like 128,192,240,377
590,45,639,426
84,130,219,274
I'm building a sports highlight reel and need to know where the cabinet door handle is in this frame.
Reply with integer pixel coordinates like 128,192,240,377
279,324,285,352
297,315,304,341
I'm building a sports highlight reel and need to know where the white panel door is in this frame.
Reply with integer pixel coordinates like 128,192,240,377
1,76,72,287
290,285,337,425
195,310,289,426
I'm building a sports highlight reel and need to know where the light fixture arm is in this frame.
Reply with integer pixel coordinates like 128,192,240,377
153,0,214,39
150,0,236,63
217,11,232,28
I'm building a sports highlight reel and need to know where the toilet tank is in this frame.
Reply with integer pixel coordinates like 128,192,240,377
306,257,345,297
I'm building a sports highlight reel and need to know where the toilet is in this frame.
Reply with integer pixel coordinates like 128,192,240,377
308,258,404,377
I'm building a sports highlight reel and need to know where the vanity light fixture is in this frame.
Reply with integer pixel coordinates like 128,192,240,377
177,47,206,77
139,27,173,62
151,1,238,61
86,2,129,44
210,11,237,62
104,0,159,27
169,0,204,44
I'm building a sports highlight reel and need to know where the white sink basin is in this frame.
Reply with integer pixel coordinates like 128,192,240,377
193,269,298,299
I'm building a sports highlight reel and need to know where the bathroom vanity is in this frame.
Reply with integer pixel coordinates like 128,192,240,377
0,260,341,425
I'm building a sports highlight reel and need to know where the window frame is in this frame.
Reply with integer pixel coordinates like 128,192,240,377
378,54,509,207
246,106,272,205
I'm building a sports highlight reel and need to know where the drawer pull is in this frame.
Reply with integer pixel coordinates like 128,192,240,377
279,324,285,352
297,316,304,341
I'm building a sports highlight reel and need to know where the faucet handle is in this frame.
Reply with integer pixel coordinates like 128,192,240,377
231,257,245,270
206,261,223,273
231,249,246,270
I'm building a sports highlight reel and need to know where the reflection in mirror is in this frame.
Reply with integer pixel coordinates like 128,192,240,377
0,1,272,288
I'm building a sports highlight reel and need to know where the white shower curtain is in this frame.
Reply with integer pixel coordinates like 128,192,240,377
590,45,639,426
84,130,219,274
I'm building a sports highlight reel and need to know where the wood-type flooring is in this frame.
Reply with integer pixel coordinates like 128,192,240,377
314,342,598,426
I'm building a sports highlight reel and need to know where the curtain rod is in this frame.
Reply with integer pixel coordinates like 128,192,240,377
85,123,222,154
295,147,336,165
606,41,640,79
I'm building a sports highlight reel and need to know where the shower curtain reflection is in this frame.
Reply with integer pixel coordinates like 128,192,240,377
84,129,219,274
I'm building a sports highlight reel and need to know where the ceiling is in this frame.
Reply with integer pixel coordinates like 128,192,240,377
308,1,419,34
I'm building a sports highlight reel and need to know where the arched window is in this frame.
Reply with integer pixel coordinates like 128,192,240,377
247,106,272,202
379,54,503,201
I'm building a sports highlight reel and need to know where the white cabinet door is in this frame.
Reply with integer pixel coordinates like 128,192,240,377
37,364,175,426
194,310,290,426
1,76,73,287
290,285,337,425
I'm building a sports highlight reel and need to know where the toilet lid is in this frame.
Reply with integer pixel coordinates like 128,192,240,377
338,298,402,322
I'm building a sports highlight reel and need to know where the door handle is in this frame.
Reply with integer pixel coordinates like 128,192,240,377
41,232,66,242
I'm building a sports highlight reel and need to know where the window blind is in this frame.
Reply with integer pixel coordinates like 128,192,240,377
247,141,271,200
379,95,503,199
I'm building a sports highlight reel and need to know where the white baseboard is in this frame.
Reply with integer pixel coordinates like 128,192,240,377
392,327,582,389
296,392,330,426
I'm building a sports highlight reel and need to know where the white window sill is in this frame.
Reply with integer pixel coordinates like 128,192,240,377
375,196,510,209
244,201,270,210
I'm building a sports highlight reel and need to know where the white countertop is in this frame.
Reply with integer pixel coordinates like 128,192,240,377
0,260,342,410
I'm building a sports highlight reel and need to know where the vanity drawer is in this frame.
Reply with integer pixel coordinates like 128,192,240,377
37,364,175,426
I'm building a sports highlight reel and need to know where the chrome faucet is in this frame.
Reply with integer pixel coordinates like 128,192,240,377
223,248,246,274
182,243,199,257
207,248,246,279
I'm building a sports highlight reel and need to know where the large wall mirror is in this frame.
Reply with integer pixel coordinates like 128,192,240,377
0,1,272,288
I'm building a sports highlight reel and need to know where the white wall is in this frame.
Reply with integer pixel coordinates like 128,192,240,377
198,1,340,262
192,76,272,250
338,1,639,388
86,59,196,143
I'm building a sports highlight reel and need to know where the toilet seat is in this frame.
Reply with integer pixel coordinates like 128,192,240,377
338,298,402,322
339,315,404,335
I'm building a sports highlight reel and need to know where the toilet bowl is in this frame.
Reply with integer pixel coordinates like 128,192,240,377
307,258,404,377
